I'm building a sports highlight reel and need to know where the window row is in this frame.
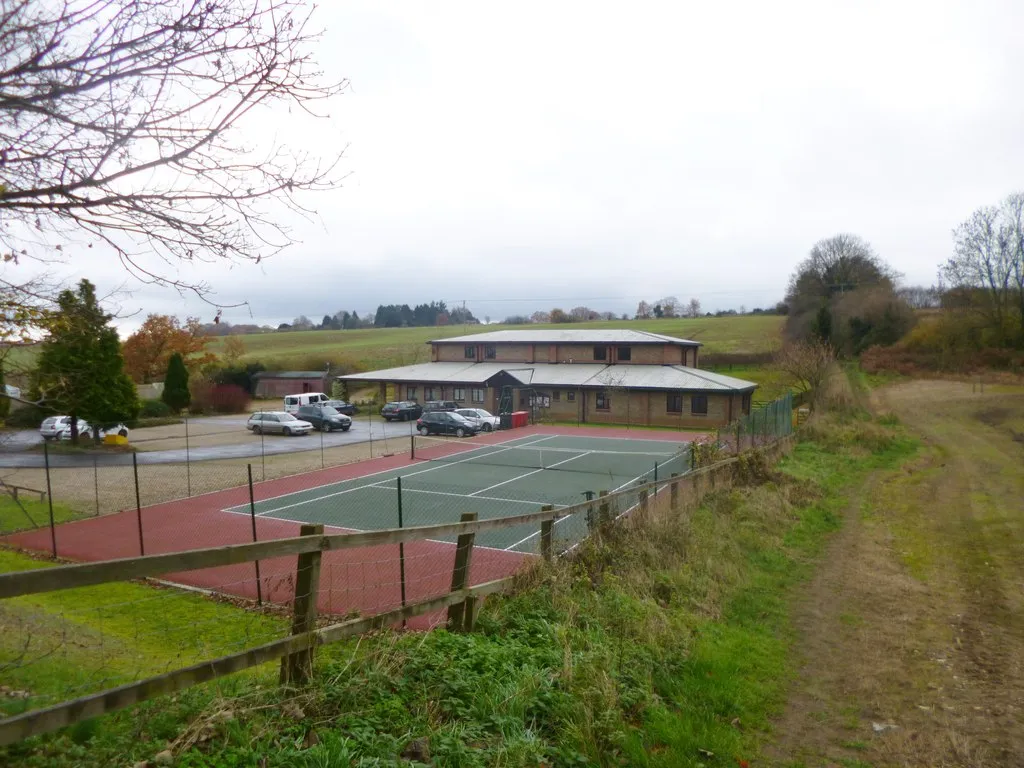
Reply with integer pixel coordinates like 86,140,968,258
406,387,485,403
464,345,497,359
464,345,633,361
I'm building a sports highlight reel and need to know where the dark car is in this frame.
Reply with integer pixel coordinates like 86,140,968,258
416,411,480,437
422,400,459,413
296,405,352,432
380,401,423,421
322,399,357,416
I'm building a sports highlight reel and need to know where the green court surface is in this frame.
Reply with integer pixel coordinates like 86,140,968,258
226,433,692,554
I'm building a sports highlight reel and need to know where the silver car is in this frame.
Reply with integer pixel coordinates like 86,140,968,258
455,408,500,432
247,411,313,436
40,416,129,441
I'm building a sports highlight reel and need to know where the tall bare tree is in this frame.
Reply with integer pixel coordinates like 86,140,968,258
942,192,1024,346
0,0,345,333
686,298,701,318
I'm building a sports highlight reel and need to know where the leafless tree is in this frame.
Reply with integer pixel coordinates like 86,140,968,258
897,285,943,309
686,298,701,318
0,0,346,323
656,296,680,318
774,340,835,406
530,310,550,324
942,192,1024,345
635,300,652,319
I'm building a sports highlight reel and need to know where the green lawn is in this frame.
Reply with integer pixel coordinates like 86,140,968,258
0,549,285,723
208,315,785,372
0,495,86,535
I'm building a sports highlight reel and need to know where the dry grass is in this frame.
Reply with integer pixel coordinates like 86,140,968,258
770,377,1024,767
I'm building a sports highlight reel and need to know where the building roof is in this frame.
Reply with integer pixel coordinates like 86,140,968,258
429,329,701,346
340,362,756,392
252,371,327,380
340,362,529,385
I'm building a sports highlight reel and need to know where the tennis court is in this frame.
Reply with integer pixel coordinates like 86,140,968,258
223,432,692,554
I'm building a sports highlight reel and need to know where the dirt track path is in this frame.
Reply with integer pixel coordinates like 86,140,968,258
768,380,1024,767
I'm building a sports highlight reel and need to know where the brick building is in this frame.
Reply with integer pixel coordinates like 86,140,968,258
340,330,757,428
252,371,331,399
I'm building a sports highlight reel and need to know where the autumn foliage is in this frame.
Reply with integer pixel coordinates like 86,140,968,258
122,315,217,383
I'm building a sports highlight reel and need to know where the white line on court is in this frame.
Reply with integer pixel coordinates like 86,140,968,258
466,451,594,497
358,482,566,508
239,435,559,517
503,462,674,552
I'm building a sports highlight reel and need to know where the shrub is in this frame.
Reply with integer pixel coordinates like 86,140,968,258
4,405,46,428
190,382,251,414
210,362,266,395
139,399,172,418
162,352,191,413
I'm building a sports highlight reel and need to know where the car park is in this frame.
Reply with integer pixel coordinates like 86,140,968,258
423,400,459,413
40,416,129,441
380,401,423,421
296,405,352,432
247,411,314,436
322,399,357,416
415,411,480,437
454,408,500,432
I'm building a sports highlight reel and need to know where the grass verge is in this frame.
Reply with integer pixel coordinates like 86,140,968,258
1,413,916,767
0,496,86,535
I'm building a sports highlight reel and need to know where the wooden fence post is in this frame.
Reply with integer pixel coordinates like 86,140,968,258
638,489,649,521
280,524,324,685
670,473,680,512
599,490,610,525
447,512,478,631
539,504,554,562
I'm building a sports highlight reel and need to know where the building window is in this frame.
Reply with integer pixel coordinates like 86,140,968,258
453,387,466,401
742,393,752,413
485,345,496,359
618,346,631,361
552,390,560,402
593,346,607,361
596,393,610,411
691,394,708,415
567,391,576,402
520,393,528,406
667,393,682,413
471,388,485,403
464,345,475,359
407,386,417,401
424,387,436,400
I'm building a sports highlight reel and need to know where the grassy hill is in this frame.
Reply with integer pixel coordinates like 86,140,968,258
208,315,786,373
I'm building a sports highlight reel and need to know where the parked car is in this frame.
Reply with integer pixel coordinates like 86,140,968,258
380,401,423,421
322,399,357,416
423,400,459,413
40,416,129,441
246,411,314,436
416,411,480,437
282,392,330,414
296,405,351,432
454,408,500,432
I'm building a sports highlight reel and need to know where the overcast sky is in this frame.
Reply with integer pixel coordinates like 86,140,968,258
44,0,1024,331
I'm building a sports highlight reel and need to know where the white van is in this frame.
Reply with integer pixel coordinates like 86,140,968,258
283,392,330,414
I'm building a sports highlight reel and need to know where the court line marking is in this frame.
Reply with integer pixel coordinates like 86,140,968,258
231,435,560,517
220,432,558,512
465,451,594,497
359,482,567,508
218,506,536,556
502,464,678,552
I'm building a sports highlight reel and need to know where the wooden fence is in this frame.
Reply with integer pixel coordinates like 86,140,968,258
0,438,795,746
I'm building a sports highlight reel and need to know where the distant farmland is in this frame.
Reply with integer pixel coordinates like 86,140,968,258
207,315,786,373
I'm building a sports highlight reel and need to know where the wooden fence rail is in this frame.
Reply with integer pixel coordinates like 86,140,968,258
0,451,759,746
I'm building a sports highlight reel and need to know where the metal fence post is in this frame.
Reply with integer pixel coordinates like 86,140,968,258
93,454,100,516
43,442,56,558
248,464,263,606
320,423,325,469
185,415,192,497
280,523,324,685
397,477,407,622
132,452,144,556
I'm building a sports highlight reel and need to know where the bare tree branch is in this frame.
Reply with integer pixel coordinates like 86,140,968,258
0,0,347,314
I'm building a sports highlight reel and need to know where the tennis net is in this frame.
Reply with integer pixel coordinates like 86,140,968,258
411,435,690,481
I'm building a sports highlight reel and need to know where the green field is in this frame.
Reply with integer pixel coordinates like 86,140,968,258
206,315,784,373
